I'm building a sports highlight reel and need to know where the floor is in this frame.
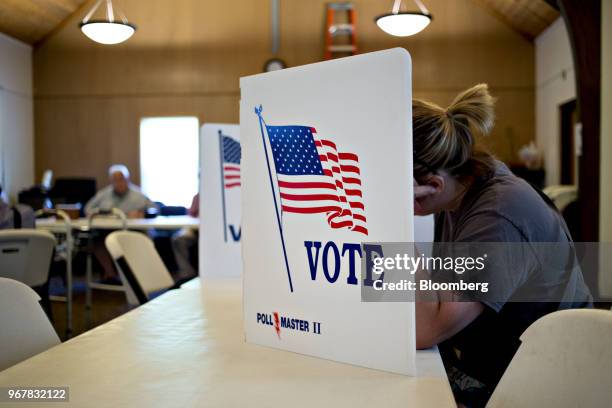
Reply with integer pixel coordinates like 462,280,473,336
49,275,132,341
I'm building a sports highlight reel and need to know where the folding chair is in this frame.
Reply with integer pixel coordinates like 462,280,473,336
85,208,127,326
35,209,74,337
0,229,56,287
487,309,612,407
105,230,174,306
0,278,60,371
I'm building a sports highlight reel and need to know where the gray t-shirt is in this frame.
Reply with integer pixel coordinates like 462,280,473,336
84,184,155,215
435,161,592,391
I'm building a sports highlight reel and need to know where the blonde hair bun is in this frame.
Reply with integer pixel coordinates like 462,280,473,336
412,83,497,180
446,83,496,136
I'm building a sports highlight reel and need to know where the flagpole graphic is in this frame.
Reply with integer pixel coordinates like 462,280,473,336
218,130,228,243
255,105,294,293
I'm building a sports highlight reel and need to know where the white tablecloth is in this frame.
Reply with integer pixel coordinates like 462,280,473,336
0,279,455,407
36,215,199,232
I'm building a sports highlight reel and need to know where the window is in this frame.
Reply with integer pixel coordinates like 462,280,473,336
140,117,199,208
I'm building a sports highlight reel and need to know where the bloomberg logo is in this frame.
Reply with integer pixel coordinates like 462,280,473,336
256,312,322,339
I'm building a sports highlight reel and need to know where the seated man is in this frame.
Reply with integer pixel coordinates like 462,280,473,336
85,164,155,282
171,193,199,280
85,164,154,217
0,185,35,229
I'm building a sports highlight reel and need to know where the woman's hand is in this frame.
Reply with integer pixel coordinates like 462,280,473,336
414,179,436,214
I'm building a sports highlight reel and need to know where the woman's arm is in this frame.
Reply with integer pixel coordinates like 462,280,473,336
416,300,484,349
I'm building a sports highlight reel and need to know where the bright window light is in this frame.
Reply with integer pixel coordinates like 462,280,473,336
140,117,199,208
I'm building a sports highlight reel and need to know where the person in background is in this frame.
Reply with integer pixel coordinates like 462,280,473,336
85,164,155,282
85,164,154,217
171,193,199,280
411,84,592,407
0,185,11,229
0,185,35,229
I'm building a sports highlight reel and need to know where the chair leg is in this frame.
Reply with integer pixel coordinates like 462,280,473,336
85,251,93,329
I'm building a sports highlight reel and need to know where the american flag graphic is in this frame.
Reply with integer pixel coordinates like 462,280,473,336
266,125,368,235
222,135,241,189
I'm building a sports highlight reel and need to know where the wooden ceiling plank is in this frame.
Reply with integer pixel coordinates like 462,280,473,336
472,0,559,40
0,0,88,44
34,0,91,47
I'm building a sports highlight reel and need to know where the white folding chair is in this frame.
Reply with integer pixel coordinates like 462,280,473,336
105,231,174,306
0,278,60,371
84,208,128,327
0,229,56,287
543,185,577,213
487,309,612,408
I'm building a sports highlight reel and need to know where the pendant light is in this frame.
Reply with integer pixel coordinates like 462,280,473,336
375,0,432,37
80,0,136,45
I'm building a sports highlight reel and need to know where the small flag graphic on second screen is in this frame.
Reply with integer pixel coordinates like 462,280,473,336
221,133,241,189
264,124,368,235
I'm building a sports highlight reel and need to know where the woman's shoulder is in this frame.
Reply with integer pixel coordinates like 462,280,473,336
458,163,564,241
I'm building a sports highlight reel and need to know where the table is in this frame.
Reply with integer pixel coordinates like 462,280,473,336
36,215,199,233
0,279,455,407
180,276,201,289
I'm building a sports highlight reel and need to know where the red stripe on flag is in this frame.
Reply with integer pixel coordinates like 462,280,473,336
352,226,368,235
320,140,337,149
340,165,360,174
345,189,362,197
329,220,353,229
342,177,361,185
280,193,339,201
282,205,339,214
339,152,358,161
278,181,336,189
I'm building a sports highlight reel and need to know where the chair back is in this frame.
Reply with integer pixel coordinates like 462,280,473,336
0,229,56,287
0,278,60,370
487,308,612,408
105,231,174,305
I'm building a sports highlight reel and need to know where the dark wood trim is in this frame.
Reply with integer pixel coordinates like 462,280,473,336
545,0,560,11
559,98,577,185
558,0,601,242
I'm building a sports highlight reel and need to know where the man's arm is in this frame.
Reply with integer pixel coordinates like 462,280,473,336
84,190,105,215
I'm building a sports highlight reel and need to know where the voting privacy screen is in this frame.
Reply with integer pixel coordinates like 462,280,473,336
240,48,416,375
199,123,242,278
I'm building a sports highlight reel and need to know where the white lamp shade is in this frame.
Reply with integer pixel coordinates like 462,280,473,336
375,13,431,37
80,22,136,45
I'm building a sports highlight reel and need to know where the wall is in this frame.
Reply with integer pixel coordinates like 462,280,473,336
0,31,34,202
33,0,535,188
535,17,575,187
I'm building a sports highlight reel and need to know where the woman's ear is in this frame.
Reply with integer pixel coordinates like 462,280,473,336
424,174,445,195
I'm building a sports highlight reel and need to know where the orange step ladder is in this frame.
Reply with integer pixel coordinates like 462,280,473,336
324,3,358,60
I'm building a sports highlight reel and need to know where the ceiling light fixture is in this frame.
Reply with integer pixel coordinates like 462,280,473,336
80,0,136,45
375,0,432,37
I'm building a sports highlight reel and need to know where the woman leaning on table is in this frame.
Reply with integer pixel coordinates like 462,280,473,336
411,84,592,408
